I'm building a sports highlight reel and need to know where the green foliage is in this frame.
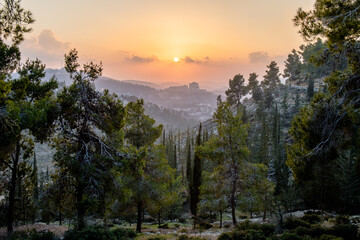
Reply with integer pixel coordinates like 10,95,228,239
5,229,57,240
158,223,169,229
225,74,248,107
190,123,202,220
111,228,137,240
235,220,275,238
293,0,360,45
284,49,302,84
283,217,310,230
280,232,303,240
178,235,206,240
148,236,167,240
198,99,249,225
335,216,350,225
63,227,136,240
63,226,116,240
328,224,358,240
319,235,343,240
301,214,321,224
218,232,233,240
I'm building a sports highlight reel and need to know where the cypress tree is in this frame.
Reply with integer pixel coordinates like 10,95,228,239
190,123,202,227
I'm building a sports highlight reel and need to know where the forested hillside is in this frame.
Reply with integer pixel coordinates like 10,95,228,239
0,0,360,240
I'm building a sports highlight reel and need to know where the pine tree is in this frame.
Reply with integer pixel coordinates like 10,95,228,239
307,77,314,101
190,123,202,227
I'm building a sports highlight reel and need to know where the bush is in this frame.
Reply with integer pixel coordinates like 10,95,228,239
148,236,167,240
280,232,303,240
235,220,275,237
63,226,115,240
294,226,308,236
307,225,328,238
329,224,358,240
283,217,310,230
174,224,180,228
224,223,231,228
179,228,188,233
244,229,265,240
111,228,137,240
158,223,169,229
6,230,57,240
259,223,275,237
301,214,321,224
178,235,206,240
199,221,213,230
239,215,248,219
218,232,233,240
320,235,343,240
231,230,246,240
236,220,259,231
335,216,350,225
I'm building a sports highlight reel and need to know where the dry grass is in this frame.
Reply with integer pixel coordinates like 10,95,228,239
0,224,68,237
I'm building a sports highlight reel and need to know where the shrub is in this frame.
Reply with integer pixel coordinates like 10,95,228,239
63,226,115,240
199,221,213,229
29,231,57,240
283,217,310,230
307,225,328,238
329,224,358,240
236,220,259,231
244,229,265,240
178,217,186,223
231,230,246,240
6,230,57,240
294,226,308,236
158,223,169,229
179,228,188,233
319,235,343,240
239,215,248,219
218,232,233,240
335,216,350,225
178,235,206,240
280,232,303,240
111,228,137,240
148,236,167,240
301,214,321,224
174,224,180,228
224,223,231,228
259,223,275,237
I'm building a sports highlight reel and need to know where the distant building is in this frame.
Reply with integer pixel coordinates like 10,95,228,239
189,82,199,90
167,85,188,92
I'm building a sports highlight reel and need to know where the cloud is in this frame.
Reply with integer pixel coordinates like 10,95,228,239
38,30,71,52
127,55,158,63
248,51,269,63
19,29,72,67
183,56,210,64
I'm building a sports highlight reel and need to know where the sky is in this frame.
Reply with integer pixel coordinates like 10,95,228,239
19,0,315,91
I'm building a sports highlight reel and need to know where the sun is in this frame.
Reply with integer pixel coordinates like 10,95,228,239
173,57,179,62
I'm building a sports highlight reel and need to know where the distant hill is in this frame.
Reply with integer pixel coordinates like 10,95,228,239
123,80,161,89
43,68,217,123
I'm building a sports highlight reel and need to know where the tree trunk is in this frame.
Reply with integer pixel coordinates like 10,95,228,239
59,211,62,226
76,182,86,230
263,195,267,221
230,184,237,226
220,209,223,228
7,142,20,234
136,200,142,233
158,210,161,227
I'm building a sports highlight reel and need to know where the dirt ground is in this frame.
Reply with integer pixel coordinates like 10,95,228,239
0,224,68,237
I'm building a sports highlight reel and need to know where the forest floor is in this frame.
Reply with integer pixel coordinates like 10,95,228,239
0,223,68,237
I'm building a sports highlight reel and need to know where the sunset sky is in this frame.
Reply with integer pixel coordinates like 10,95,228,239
20,0,315,91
